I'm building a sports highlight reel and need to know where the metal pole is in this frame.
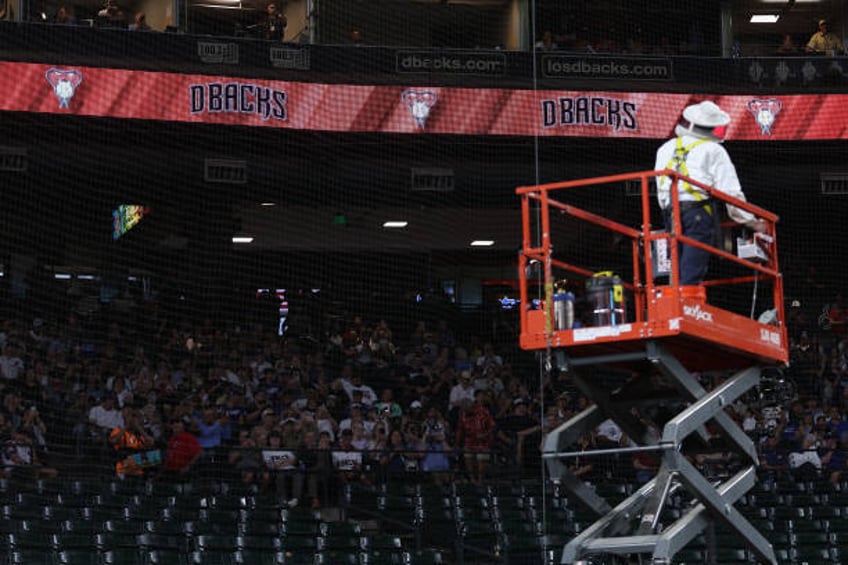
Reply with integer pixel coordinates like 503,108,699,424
542,443,673,460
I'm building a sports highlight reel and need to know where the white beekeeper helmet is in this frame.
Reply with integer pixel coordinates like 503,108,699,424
675,100,730,141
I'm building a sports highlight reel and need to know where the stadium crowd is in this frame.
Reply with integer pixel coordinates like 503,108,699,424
0,286,846,509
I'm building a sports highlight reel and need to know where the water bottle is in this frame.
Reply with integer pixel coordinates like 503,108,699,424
553,288,575,330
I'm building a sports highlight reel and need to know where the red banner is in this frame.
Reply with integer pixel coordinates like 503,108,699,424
5,61,847,140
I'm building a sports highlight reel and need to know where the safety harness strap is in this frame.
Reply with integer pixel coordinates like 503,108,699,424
666,137,712,216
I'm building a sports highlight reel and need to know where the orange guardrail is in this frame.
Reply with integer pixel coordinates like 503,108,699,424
516,170,788,368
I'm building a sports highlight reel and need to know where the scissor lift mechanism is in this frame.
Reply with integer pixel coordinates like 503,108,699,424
517,171,789,565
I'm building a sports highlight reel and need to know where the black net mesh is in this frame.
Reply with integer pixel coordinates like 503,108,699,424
0,1,847,564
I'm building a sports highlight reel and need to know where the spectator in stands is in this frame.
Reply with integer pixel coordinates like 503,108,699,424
51,5,75,24
128,12,151,31
298,429,324,508
228,428,265,491
819,433,847,483
0,343,24,382
473,365,504,396
369,319,395,362
96,0,126,26
806,19,846,55
788,299,812,335
758,428,787,487
332,428,367,488
776,32,798,55
655,100,767,285
315,404,338,442
421,423,452,484
402,420,425,475
2,429,58,480
109,409,156,478
257,1,286,40
449,370,476,421
87,393,124,442
567,433,596,482
456,391,496,484
633,447,660,485
535,30,558,51
339,403,369,435
476,343,502,372
159,418,202,480
495,398,539,468
262,430,303,506
377,428,407,483
788,433,822,480
595,418,625,450
626,28,646,54
193,407,227,474
375,388,402,420
827,293,848,335
336,365,378,407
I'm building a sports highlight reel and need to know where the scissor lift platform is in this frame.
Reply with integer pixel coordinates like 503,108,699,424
521,283,788,371
517,171,788,565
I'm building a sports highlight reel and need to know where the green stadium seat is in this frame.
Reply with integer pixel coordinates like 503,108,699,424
672,548,704,564
321,535,360,552
231,549,285,565
278,534,318,552
360,551,406,565
320,551,358,564
790,545,832,563
196,534,240,553
188,550,232,565
9,530,53,551
711,548,749,563
361,534,402,551
56,549,99,565
9,549,56,564
147,548,187,565
402,549,444,564
101,548,145,565
318,521,361,538
794,531,830,547
144,520,188,536
809,505,841,520
239,521,282,537
52,532,97,551
280,519,321,537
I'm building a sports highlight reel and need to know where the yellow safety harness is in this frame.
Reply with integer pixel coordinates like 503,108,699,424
665,137,712,216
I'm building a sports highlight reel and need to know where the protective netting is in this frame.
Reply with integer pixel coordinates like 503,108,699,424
0,1,847,563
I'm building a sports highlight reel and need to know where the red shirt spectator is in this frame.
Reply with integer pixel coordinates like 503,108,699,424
456,398,495,452
163,420,202,474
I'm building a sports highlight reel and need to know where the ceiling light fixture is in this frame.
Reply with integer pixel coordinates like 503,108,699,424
232,236,254,243
470,240,495,247
750,14,780,23
383,221,409,228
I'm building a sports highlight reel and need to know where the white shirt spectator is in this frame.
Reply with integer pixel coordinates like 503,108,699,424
0,348,24,380
449,379,476,410
88,401,124,430
332,449,362,471
340,378,378,406
595,419,623,444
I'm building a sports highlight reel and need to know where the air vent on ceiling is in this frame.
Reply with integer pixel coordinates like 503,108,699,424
821,173,848,195
205,159,247,184
411,167,455,192
625,178,656,197
0,147,28,172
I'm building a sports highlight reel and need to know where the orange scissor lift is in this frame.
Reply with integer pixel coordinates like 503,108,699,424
517,170,788,565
